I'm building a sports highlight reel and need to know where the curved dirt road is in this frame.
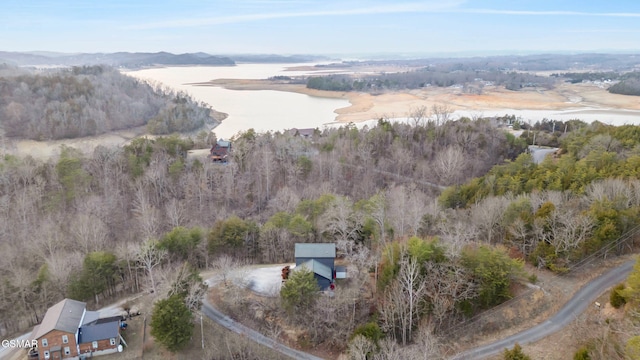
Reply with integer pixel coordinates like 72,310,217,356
451,259,635,359
201,278,323,360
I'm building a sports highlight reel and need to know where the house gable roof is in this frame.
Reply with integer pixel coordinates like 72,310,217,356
81,311,100,326
294,243,336,259
210,139,231,159
289,128,315,137
296,259,333,281
78,319,120,344
32,299,86,340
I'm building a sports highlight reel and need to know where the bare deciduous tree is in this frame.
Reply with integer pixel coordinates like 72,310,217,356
586,178,632,208
164,197,187,228
507,218,537,258
45,251,83,299
408,105,429,127
387,186,410,238
545,208,594,258
437,215,478,259
431,104,453,127
136,240,167,295
348,335,376,360
374,338,404,360
319,196,362,257
212,254,241,286
433,145,466,185
423,261,477,328
471,196,509,244
305,285,362,346
380,256,426,345
69,213,109,254
267,186,301,213
132,182,160,240
159,262,207,312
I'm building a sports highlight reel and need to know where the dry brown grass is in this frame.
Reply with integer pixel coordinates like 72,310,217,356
196,77,640,125
446,254,637,360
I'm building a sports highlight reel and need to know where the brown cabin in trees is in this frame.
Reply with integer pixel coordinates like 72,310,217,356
288,128,315,139
210,139,231,163
30,299,123,360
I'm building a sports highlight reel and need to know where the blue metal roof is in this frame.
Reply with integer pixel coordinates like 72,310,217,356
296,259,333,280
78,319,119,344
294,243,336,259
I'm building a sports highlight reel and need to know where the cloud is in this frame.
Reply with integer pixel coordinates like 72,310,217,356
126,1,465,30
461,9,640,17
124,2,640,32
563,29,640,33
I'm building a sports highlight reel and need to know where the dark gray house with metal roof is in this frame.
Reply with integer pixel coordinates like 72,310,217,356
294,243,336,290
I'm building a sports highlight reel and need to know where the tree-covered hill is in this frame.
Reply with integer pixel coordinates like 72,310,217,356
0,117,524,336
0,51,235,68
306,68,555,93
440,121,640,272
2,113,638,357
558,71,640,96
0,65,216,140
608,74,640,96
305,54,640,95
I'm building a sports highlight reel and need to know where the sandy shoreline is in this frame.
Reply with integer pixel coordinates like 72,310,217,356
192,78,640,125
9,69,640,160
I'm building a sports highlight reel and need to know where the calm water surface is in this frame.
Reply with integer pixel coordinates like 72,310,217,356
127,64,350,139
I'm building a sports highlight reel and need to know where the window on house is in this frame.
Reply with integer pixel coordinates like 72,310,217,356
43,350,50,359
109,338,116,346
41,338,48,347
92,341,98,349
64,347,70,355
62,334,68,344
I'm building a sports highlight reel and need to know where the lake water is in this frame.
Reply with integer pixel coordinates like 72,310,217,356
342,108,640,133
126,64,350,139
126,64,640,139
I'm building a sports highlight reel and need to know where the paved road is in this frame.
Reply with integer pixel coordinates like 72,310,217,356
201,277,324,360
451,259,635,359
0,332,32,360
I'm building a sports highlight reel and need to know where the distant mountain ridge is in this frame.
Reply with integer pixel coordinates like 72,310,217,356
0,51,235,68
0,51,332,68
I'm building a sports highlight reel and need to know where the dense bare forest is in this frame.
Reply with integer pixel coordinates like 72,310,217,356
307,54,640,95
0,65,216,140
306,67,640,96
0,108,527,334
331,53,640,71
306,67,556,93
3,62,640,358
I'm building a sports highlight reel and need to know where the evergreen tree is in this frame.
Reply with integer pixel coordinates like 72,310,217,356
68,251,117,305
280,267,319,314
622,258,640,305
503,343,531,360
150,294,194,352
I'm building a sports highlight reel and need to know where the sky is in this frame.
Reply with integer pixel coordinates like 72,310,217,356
2,0,640,56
